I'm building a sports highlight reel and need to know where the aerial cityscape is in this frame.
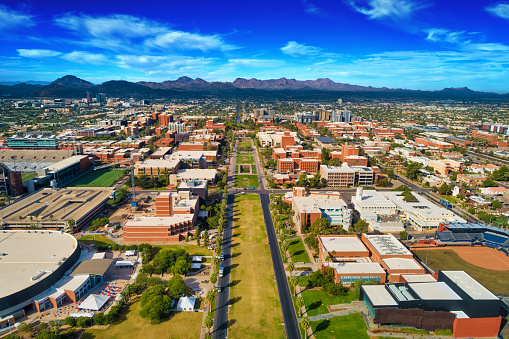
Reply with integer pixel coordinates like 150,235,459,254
1,1,509,339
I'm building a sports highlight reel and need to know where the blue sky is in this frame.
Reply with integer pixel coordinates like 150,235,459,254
0,0,509,92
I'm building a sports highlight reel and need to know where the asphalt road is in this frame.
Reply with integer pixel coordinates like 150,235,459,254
212,139,238,339
252,139,301,339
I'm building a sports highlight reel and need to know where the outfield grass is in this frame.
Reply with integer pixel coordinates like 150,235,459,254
21,172,37,181
82,299,202,339
78,235,117,248
311,313,369,339
236,154,255,163
414,249,509,294
301,289,358,317
69,169,124,187
229,194,285,339
234,175,259,188
288,238,311,263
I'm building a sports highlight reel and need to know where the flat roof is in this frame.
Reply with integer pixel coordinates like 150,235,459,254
176,169,217,180
363,234,412,256
46,155,89,173
441,271,498,300
402,274,437,283
0,187,114,227
151,147,172,156
293,195,348,214
326,262,385,274
315,137,337,144
71,259,113,276
137,159,180,168
383,191,462,221
319,236,367,253
354,190,397,209
362,285,398,307
57,274,90,292
383,258,422,271
0,230,78,299
124,215,194,227
408,282,462,300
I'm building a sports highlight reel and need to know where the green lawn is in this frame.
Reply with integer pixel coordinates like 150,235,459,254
236,154,255,163
239,140,252,148
69,169,125,187
441,195,459,204
229,194,285,338
288,238,311,263
234,175,259,188
414,249,509,294
310,313,369,339
153,244,212,256
78,235,117,248
21,172,37,181
251,164,257,174
301,289,358,317
83,299,202,339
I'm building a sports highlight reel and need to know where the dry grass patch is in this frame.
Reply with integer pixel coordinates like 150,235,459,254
229,194,285,338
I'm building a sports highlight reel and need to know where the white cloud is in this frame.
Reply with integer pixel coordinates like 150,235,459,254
145,31,236,52
424,28,481,45
347,0,427,20
281,41,323,57
0,4,34,30
486,3,509,20
17,49,62,58
61,51,109,65
227,59,285,68
302,0,321,14
53,13,235,53
116,55,217,76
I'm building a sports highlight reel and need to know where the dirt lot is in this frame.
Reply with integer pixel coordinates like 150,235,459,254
426,246,509,271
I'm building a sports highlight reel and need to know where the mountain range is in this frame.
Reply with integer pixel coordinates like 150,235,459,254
0,75,506,99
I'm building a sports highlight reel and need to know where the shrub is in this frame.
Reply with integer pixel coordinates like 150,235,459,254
64,317,76,327
76,317,91,328
324,283,345,296
304,234,318,250
434,329,453,335
94,313,107,325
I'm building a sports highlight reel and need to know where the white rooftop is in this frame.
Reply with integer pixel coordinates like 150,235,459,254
319,236,367,253
0,230,78,299
325,262,385,274
176,169,217,180
383,258,422,271
293,195,348,214
363,234,412,256
124,215,193,227
441,271,498,300
409,282,462,300
362,285,398,307
137,159,180,169
353,190,397,210
401,274,437,283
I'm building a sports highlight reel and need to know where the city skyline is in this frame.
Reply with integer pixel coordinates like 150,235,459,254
0,0,508,92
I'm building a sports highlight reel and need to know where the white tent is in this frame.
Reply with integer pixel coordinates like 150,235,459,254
125,250,136,257
79,294,110,311
191,256,202,262
115,260,136,267
176,297,196,312
69,312,94,318
191,263,201,269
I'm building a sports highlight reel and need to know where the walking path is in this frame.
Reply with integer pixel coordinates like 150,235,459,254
300,235,320,271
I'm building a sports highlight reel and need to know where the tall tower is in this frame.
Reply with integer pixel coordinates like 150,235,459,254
86,91,92,104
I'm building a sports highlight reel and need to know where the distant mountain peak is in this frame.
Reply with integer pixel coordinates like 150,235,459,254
50,75,95,89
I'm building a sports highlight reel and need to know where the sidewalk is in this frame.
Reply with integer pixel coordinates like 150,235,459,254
300,235,319,271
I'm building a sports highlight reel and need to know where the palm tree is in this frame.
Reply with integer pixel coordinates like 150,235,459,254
278,233,286,243
282,243,289,260
210,273,218,288
296,296,305,316
49,214,54,228
288,263,295,276
206,290,215,312
18,215,22,222
214,245,222,256
289,276,299,296
204,315,214,335
325,255,331,265
300,316,311,337
213,257,220,268
66,219,75,233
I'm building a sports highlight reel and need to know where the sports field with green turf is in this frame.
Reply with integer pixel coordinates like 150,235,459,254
69,169,124,187
234,175,259,188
